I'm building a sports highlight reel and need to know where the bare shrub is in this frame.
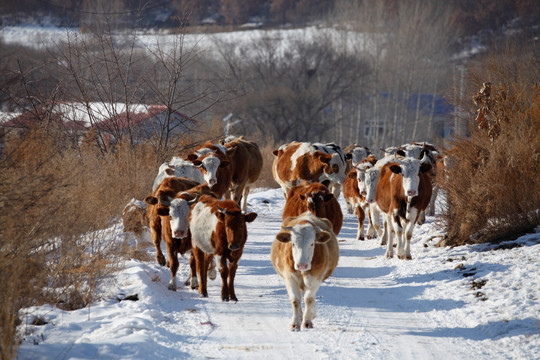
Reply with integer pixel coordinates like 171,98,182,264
442,45,540,245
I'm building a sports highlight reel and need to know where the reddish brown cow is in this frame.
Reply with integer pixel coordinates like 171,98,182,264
272,141,346,199
144,177,201,288
283,182,343,235
186,142,233,198
376,154,432,259
189,195,257,301
221,137,264,211
122,198,149,247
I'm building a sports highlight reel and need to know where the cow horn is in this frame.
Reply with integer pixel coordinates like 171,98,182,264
187,194,200,205
420,151,429,164
217,205,227,214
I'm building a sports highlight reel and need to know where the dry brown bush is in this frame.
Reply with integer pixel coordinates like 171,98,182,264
442,46,540,246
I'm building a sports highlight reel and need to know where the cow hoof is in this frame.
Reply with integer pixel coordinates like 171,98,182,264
191,283,198,290
367,235,375,240
380,241,387,246
302,321,313,329
290,323,301,332
222,297,229,302
157,255,166,267
231,296,238,302
167,284,177,291
357,236,365,241
208,268,217,281
200,292,208,298
385,253,393,258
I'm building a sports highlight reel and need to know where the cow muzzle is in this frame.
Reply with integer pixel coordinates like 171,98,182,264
407,190,417,197
209,179,217,185
295,263,310,271
174,229,187,238
228,243,240,251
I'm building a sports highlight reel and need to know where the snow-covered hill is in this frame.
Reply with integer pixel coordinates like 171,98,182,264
17,188,539,360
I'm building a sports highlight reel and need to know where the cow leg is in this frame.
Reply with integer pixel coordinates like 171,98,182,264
240,185,250,212
165,242,179,290
402,208,418,260
284,276,302,331
302,275,322,329
386,213,403,258
217,255,230,301
417,210,426,225
207,255,217,280
370,205,383,241
365,206,376,239
193,247,208,297
184,252,199,289
227,259,239,302
356,205,365,240
150,216,166,266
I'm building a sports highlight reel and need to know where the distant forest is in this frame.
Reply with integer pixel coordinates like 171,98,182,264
1,0,539,36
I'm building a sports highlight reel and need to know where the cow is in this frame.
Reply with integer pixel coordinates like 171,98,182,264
220,136,264,211
363,155,398,246
283,181,343,235
144,176,200,269
311,142,349,198
152,156,205,191
342,155,377,214
187,142,233,198
122,198,149,248
146,183,217,290
272,141,346,199
271,211,339,331
343,144,371,173
189,195,257,301
375,153,432,259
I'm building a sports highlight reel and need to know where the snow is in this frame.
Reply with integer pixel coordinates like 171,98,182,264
17,188,540,360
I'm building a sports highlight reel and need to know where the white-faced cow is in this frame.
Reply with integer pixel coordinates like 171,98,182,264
220,136,263,211
283,181,343,235
186,142,233,199
152,156,205,191
311,142,349,198
271,212,339,331
272,141,346,199
375,154,432,259
147,184,217,290
189,195,257,301
144,177,201,285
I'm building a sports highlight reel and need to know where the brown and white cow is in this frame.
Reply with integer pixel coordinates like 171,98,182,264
144,177,201,286
221,136,263,211
189,195,257,301
271,212,339,331
152,156,205,191
343,144,371,173
375,154,432,259
187,142,233,198
283,181,343,235
147,183,217,290
272,141,346,199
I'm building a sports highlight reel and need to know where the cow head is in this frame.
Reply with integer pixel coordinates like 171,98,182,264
314,151,345,185
168,193,199,239
353,162,373,196
191,154,230,186
350,146,371,165
390,152,431,201
216,202,257,251
364,167,380,204
276,220,332,271
299,184,334,217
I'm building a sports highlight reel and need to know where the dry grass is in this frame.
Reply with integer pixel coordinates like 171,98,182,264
441,45,540,245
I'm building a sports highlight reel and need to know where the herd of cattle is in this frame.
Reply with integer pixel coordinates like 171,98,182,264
122,136,443,330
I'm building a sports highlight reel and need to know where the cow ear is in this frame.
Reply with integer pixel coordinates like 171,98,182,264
347,171,356,179
276,231,291,243
345,153,352,160
299,193,306,201
314,151,331,164
156,207,170,216
321,179,330,187
219,160,230,168
187,154,198,161
165,167,175,176
192,159,202,167
389,165,402,174
244,212,258,223
227,145,237,155
315,230,332,243
272,149,279,157
144,196,158,205
323,193,334,202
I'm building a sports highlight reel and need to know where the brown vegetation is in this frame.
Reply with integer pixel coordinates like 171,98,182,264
441,45,540,245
